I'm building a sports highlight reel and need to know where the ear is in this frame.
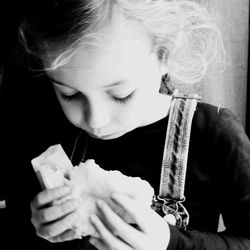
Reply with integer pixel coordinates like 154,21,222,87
157,48,169,77
159,61,168,77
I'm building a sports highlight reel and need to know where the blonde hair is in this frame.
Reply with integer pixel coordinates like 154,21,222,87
20,0,225,86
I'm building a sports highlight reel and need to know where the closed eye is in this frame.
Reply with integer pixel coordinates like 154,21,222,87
60,92,82,102
60,91,134,104
112,92,134,103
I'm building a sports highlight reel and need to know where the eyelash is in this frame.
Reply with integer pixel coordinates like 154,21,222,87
112,92,134,103
60,92,134,104
60,92,82,102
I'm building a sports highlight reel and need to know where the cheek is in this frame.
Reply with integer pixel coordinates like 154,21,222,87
116,95,150,125
124,83,161,125
59,101,85,127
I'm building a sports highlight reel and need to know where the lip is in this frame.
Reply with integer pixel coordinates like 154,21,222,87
88,131,123,140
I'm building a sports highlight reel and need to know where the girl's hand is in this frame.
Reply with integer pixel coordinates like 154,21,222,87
30,185,80,243
89,193,171,250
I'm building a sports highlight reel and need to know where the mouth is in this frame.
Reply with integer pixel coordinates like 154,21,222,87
88,131,124,140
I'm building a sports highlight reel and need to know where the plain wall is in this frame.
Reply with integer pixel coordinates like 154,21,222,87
195,0,249,127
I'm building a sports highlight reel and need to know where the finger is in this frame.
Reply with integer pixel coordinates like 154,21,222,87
49,229,82,243
111,193,151,231
36,211,79,239
90,214,132,250
89,237,109,250
35,199,79,224
31,186,71,209
96,199,144,248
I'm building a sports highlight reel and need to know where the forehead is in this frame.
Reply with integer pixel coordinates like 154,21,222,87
49,16,153,86
72,13,152,66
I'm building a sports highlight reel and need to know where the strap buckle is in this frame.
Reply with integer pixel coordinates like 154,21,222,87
151,195,189,230
173,89,201,100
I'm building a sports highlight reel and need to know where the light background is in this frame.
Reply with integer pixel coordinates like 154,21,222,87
195,0,249,128
194,0,249,231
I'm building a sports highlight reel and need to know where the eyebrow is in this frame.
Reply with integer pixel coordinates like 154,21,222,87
49,77,126,89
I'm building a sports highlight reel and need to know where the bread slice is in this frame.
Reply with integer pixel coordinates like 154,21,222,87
31,144,73,189
31,144,154,237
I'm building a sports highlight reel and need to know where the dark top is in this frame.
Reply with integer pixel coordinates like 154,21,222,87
0,64,250,250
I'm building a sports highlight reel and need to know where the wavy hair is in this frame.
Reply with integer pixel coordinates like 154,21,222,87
19,0,225,85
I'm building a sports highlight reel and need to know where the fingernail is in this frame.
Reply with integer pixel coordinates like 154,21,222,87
111,193,122,202
90,214,98,224
96,199,105,208
89,237,97,245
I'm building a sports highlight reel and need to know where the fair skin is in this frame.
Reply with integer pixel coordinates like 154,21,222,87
31,15,171,249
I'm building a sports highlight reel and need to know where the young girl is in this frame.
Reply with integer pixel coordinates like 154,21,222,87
1,0,250,249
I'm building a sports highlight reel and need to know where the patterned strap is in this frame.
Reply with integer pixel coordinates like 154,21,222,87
152,90,200,230
159,90,199,200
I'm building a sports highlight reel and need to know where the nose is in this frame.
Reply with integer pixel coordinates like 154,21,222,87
85,99,111,130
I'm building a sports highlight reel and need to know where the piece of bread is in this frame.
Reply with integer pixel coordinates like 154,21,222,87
31,144,73,189
31,144,154,237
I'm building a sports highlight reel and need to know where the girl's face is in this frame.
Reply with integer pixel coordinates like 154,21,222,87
47,19,169,140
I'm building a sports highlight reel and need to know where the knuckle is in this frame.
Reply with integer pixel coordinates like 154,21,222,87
36,193,46,206
43,224,59,239
61,203,70,215
40,207,58,222
53,220,68,234
40,211,50,222
55,233,68,243
63,212,78,227
48,238,57,243
30,200,36,211
40,208,56,223
62,200,77,214
68,213,77,224
31,195,41,207
52,188,60,198
54,186,69,197
31,216,38,227
36,227,49,239
46,207,58,221
114,224,128,237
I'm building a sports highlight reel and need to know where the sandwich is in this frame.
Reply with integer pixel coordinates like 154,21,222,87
31,144,154,237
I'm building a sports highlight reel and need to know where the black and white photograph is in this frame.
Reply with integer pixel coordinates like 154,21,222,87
0,1,249,249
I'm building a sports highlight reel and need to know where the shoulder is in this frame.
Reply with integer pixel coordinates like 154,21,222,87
192,102,250,168
193,102,245,137
190,102,250,165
